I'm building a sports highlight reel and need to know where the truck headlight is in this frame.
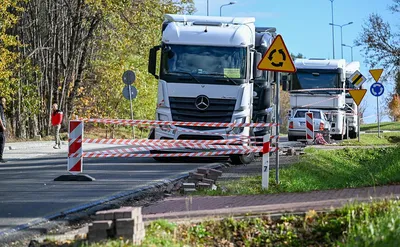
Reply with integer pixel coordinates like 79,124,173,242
231,117,246,134
158,114,170,131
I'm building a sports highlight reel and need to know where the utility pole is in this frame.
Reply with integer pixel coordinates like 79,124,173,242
329,0,335,59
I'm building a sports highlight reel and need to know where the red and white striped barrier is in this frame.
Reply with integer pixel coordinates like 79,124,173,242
306,112,314,144
262,134,270,190
68,120,83,174
81,118,278,128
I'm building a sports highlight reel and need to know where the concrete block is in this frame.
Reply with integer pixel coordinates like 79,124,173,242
182,182,196,189
114,207,141,219
186,178,199,184
197,182,212,189
33,135,41,141
189,172,204,180
95,210,115,220
90,220,114,230
196,168,209,175
124,207,141,219
183,188,197,194
116,218,135,229
87,229,108,242
208,168,222,177
205,174,219,181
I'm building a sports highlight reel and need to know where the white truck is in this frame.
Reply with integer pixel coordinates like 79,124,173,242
283,58,359,140
147,14,279,164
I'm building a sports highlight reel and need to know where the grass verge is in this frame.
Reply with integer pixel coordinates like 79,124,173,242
340,132,400,146
360,121,400,131
49,199,400,246
199,146,400,196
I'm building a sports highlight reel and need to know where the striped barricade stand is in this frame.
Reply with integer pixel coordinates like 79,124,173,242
54,118,280,182
54,120,95,181
306,112,314,145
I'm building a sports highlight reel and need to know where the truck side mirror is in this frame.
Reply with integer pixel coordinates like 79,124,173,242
148,46,160,79
253,52,263,79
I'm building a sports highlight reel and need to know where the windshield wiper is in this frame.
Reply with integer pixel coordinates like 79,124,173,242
168,71,200,83
202,73,240,85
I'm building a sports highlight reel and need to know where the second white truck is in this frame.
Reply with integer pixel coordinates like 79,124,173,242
284,58,360,140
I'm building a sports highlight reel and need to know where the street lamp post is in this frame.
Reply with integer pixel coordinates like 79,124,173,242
207,0,209,16
329,22,353,59
220,1,237,16
342,44,356,61
329,0,335,59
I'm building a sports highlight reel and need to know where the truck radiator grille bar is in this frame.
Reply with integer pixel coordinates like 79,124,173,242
169,97,236,130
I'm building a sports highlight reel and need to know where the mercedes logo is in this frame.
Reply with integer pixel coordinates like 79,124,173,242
195,95,210,110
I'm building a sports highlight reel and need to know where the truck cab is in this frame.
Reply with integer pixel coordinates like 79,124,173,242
148,14,277,164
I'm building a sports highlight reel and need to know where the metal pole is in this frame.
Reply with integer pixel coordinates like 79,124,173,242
377,96,380,138
351,47,353,61
330,0,335,59
128,85,135,138
346,116,349,139
220,5,222,16
207,0,209,16
275,72,280,184
357,105,360,142
340,26,343,59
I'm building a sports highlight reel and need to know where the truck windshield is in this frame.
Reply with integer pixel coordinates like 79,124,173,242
161,44,246,79
291,69,340,91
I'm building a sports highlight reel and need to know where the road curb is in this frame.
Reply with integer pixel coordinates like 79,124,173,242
0,162,226,240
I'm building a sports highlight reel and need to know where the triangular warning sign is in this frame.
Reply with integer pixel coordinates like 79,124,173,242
349,89,367,106
257,35,296,73
369,69,383,82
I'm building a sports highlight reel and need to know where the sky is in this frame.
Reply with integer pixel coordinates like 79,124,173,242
192,0,400,123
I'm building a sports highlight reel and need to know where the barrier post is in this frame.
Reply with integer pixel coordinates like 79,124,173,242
54,120,95,181
262,134,270,190
306,112,314,144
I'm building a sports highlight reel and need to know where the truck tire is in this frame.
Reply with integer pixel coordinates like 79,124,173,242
230,153,255,165
349,131,357,139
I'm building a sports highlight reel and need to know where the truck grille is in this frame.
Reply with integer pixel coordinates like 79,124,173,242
169,97,236,130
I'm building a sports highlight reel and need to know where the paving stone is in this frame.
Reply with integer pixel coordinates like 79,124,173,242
197,168,209,175
183,188,197,194
182,182,196,189
202,178,214,185
208,168,222,177
197,182,212,189
205,174,219,181
189,172,204,180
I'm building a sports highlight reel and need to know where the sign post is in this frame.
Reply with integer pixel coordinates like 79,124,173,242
369,69,384,138
257,34,296,186
370,82,384,138
348,89,367,142
122,70,137,138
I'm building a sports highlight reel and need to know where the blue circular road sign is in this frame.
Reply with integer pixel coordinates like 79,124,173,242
370,82,384,97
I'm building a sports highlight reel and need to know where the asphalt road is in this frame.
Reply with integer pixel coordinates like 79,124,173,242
0,141,223,239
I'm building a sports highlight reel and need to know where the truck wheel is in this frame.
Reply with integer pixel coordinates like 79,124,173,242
349,131,357,139
229,153,255,165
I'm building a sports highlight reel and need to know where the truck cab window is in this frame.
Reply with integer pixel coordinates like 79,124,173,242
292,69,340,91
161,44,247,79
